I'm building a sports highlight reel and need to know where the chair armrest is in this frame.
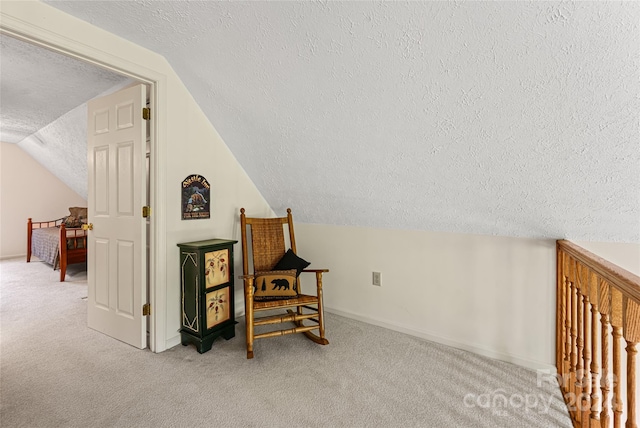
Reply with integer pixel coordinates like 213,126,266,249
301,269,329,292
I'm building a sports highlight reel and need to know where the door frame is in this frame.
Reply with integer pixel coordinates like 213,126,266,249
0,11,167,352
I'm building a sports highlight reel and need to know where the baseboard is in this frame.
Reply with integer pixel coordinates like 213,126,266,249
0,254,26,261
165,334,181,350
325,307,556,373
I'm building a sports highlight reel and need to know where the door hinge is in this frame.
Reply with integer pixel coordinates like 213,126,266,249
143,303,151,316
142,206,151,218
142,107,151,121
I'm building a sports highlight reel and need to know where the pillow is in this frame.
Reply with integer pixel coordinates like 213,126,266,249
63,215,83,228
273,249,310,277
253,269,298,301
68,207,88,223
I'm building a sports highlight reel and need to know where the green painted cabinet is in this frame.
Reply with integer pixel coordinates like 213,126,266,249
178,239,238,353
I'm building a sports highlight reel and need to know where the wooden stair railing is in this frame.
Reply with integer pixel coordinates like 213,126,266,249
557,240,640,428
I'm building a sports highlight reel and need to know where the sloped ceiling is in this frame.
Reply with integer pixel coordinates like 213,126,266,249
0,34,132,198
44,1,639,242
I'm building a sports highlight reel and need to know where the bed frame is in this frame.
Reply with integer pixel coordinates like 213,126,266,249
27,217,88,282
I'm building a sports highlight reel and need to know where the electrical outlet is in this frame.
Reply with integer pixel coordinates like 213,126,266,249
372,271,381,286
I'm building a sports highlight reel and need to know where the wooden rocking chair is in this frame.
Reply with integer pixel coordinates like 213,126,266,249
239,208,329,359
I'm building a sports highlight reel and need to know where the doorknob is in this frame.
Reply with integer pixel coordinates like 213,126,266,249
82,223,93,231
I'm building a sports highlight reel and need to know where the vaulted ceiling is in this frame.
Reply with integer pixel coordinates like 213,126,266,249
0,33,132,197
0,34,130,144
11,1,640,242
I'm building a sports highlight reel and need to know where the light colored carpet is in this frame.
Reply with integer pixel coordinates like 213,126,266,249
0,257,572,427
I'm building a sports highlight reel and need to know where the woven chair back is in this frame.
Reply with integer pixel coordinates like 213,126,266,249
249,218,286,272
240,209,297,276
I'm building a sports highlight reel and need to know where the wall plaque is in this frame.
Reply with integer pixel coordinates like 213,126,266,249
182,174,210,220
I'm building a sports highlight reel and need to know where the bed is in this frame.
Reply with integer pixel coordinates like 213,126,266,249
26,209,88,282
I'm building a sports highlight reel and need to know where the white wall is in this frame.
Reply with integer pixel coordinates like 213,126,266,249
0,142,87,259
162,92,275,342
296,223,557,370
295,224,640,371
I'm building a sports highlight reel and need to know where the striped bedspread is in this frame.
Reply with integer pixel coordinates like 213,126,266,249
31,227,87,267
31,227,60,266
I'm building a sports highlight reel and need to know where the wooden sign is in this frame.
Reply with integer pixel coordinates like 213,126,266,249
182,174,210,220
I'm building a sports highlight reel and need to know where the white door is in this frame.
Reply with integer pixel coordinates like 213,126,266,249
87,84,147,349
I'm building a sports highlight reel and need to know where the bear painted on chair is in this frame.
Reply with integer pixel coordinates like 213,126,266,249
271,278,290,290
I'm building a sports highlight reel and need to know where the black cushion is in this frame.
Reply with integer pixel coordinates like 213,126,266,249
273,249,310,277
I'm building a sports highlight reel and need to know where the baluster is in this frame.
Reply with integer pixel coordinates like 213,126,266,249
562,251,571,389
613,326,624,428
583,285,592,425
612,288,624,428
601,279,612,427
576,264,585,424
558,249,567,377
565,257,574,391
571,259,579,404
589,271,601,426
557,248,562,371
624,298,640,428
626,341,637,428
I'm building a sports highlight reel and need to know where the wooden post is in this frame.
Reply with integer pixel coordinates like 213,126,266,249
59,224,68,282
626,341,637,428
612,287,624,428
583,291,592,425
576,264,585,424
602,313,612,427
624,298,640,428
601,279,612,428
245,277,255,359
572,261,579,401
558,247,565,373
590,272,601,426
613,325,624,428
316,271,326,340
566,265,574,390
27,218,33,262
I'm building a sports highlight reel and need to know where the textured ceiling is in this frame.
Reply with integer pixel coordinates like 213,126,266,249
0,34,131,144
43,1,640,242
0,34,132,198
